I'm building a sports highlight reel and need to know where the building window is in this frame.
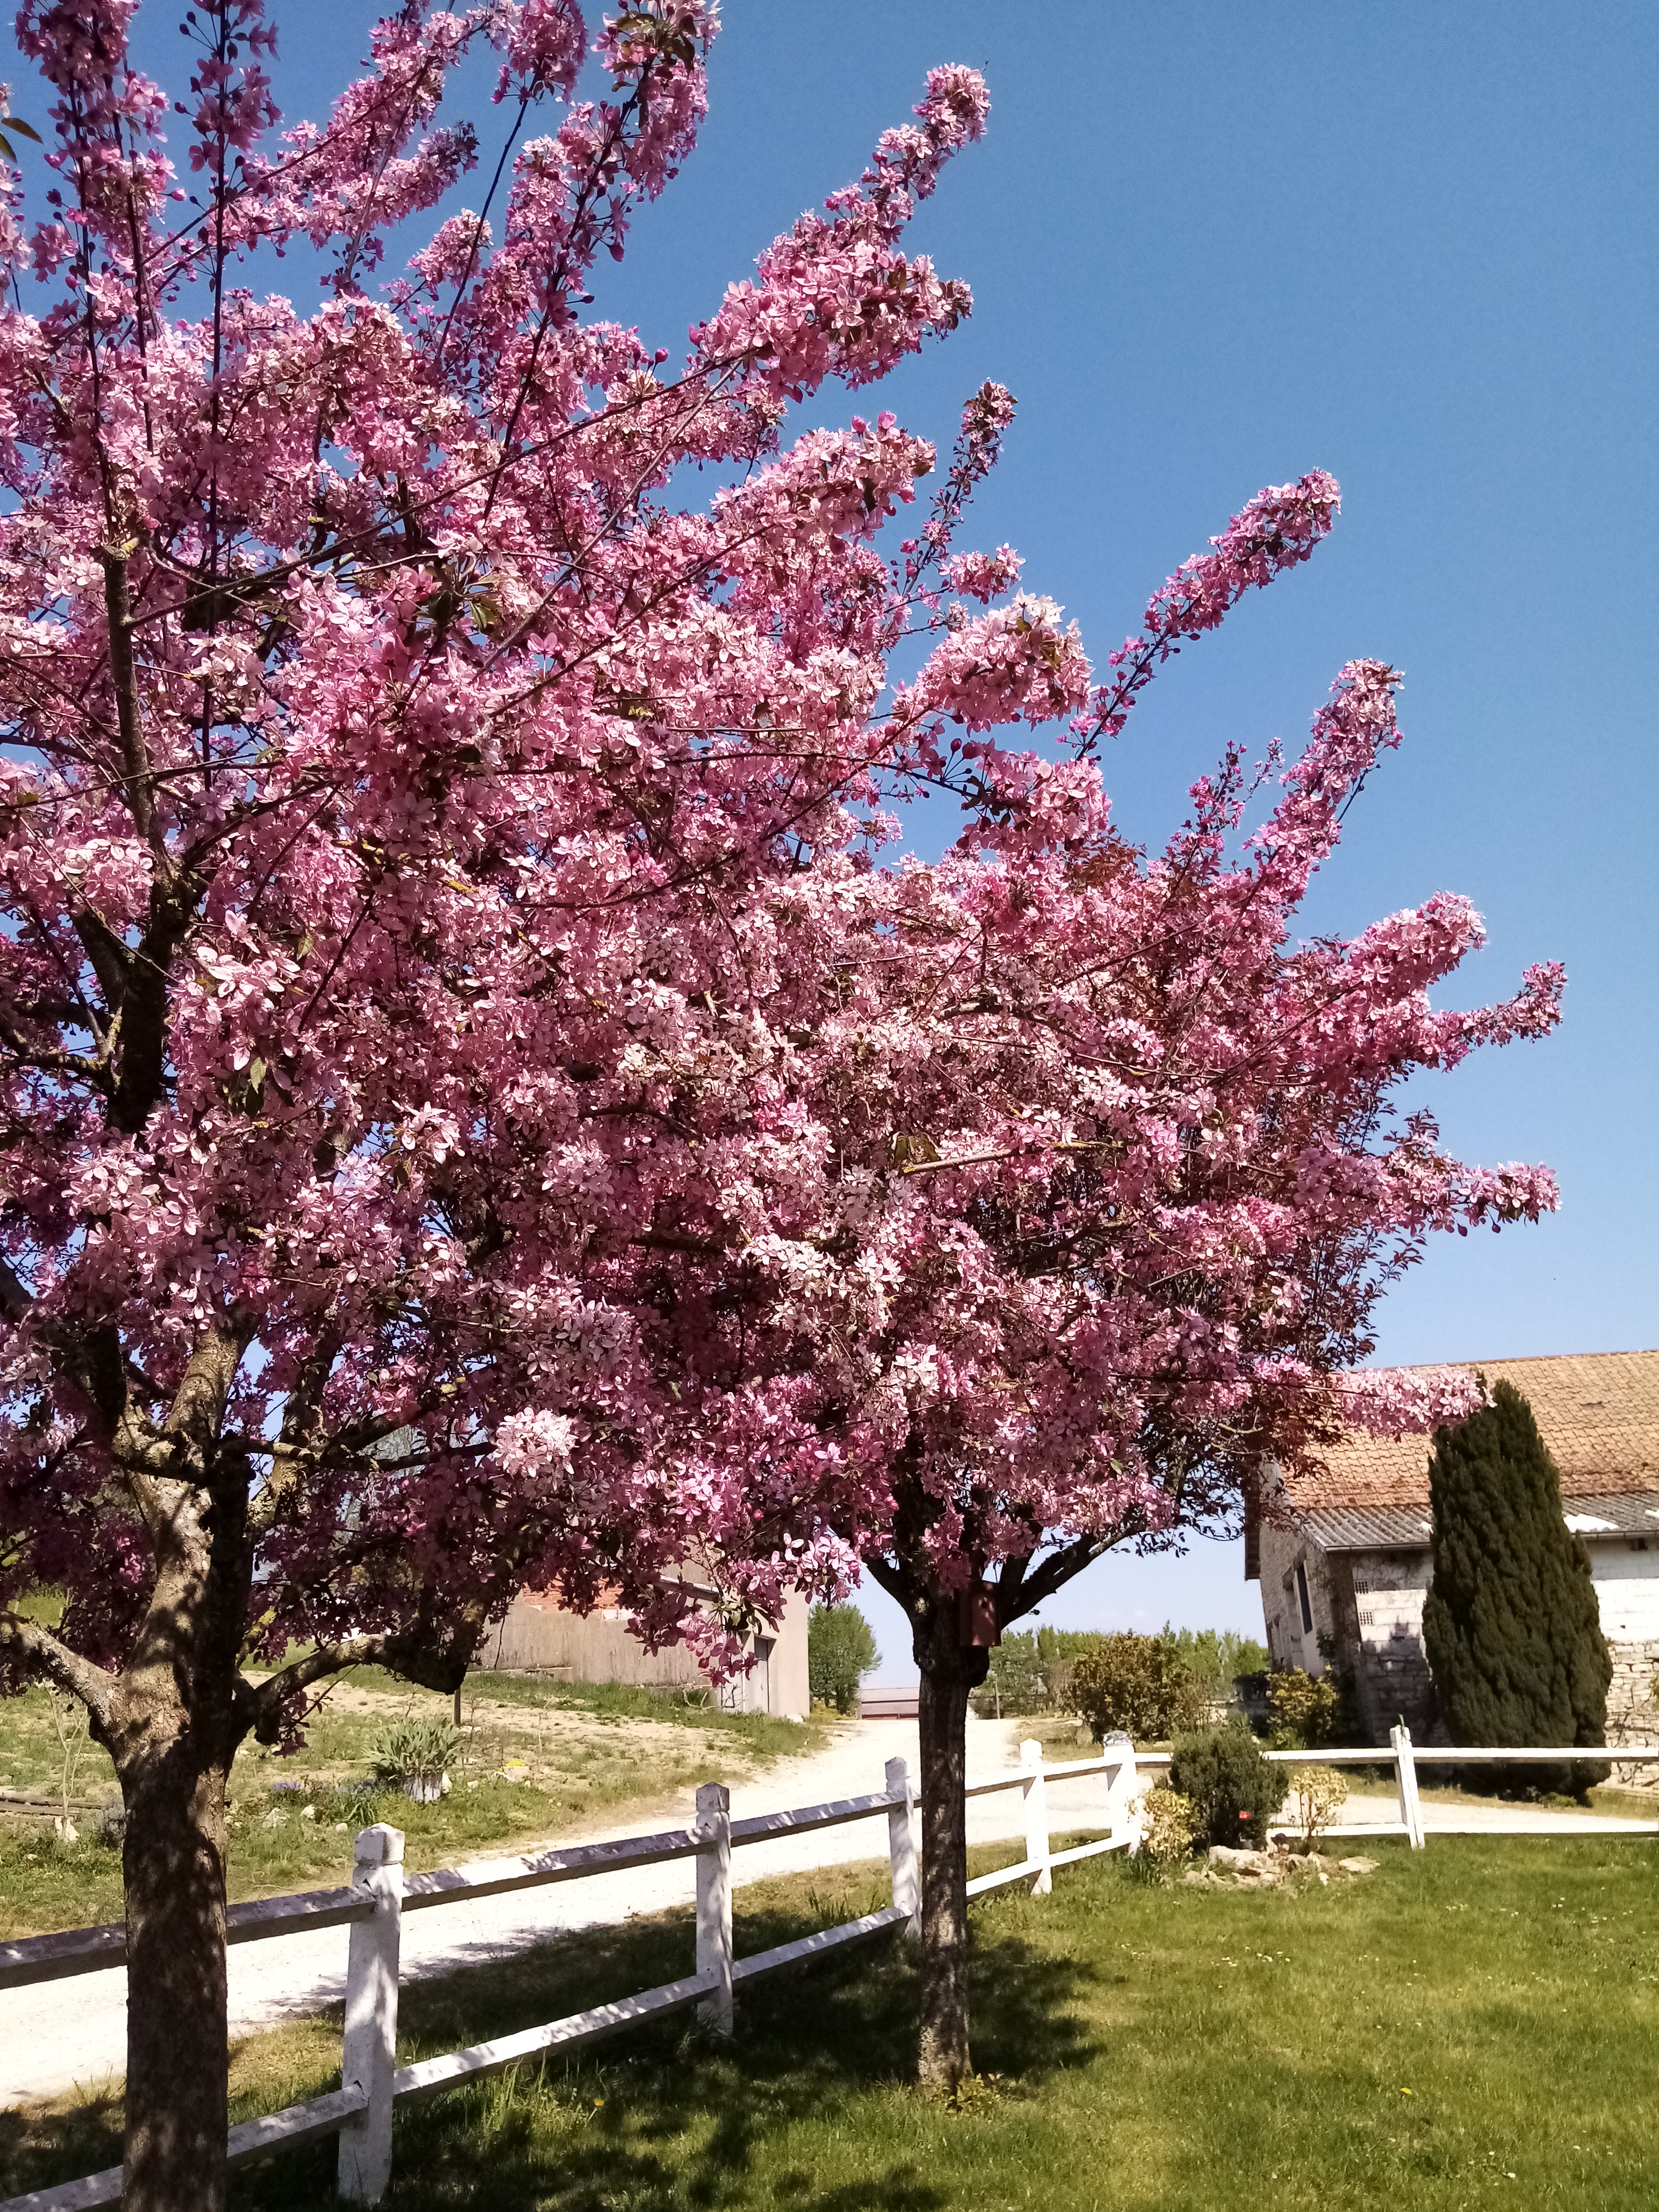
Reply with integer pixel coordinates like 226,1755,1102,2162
1295,1561,1314,1637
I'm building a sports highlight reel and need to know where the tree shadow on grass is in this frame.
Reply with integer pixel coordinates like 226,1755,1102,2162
0,2081,123,2202
4,1865,1100,2210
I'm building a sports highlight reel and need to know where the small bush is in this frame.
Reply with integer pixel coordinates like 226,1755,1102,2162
1268,1666,1340,1749
370,1716,462,1787
1285,1764,1348,1849
1072,1633,1206,1744
1135,1784,1199,1875
1169,1722,1284,1848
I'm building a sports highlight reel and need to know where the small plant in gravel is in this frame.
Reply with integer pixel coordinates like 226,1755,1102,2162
1169,1723,1284,1848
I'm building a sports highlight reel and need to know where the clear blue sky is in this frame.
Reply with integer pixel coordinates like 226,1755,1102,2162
12,4,1653,1672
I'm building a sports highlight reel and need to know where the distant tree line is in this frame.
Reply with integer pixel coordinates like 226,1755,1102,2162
968,1624,1269,1723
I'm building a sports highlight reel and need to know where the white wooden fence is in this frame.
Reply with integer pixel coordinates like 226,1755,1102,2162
2,1730,1653,2211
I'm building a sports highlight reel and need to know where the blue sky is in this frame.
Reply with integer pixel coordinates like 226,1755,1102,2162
9,3,1652,1670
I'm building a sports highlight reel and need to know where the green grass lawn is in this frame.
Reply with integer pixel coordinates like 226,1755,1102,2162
4,1832,1654,2209
0,1673,827,1940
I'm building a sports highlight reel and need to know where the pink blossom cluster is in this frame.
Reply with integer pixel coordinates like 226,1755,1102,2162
1078,471,1340,749
0,2,1560,1721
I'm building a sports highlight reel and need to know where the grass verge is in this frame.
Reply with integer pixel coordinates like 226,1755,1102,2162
0,1673,829,1941
3,1831,1654,2209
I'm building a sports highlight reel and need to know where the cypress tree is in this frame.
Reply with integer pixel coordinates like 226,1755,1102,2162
1422,1378,1612,1798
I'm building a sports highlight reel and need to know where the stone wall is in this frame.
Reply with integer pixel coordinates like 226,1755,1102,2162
1254,1526,1659,1760
1605,1636,1659,1788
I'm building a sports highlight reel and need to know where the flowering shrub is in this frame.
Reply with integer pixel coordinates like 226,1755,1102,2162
1072,1634,1206,1744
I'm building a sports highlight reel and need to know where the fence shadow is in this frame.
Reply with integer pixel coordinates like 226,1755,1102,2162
2,1859,1102,2209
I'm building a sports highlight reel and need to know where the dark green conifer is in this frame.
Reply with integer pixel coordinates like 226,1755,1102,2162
1422,1378,1611,1797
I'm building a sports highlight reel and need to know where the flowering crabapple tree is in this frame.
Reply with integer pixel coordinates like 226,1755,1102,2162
0,1,1027,2199
635,485,1562,2085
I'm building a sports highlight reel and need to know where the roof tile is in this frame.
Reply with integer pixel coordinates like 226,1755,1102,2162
1284,1350,1659,1514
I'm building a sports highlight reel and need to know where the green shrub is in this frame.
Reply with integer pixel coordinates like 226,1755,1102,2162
1071,1632,1206,1744
807,1603,879,1714
1423,1378,1612,1798
1267,1665,1340,1749
370,1716,462,1786
1169,1722,1284,1847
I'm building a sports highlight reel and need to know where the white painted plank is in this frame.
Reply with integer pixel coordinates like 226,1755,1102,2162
0,2164,122,2210
1046,1837,1130,1871
401,1825,702,1913
0,2088,371,2212
0,1885,372,1991
965,1858,1040,1897
1409,1746,1659,1764
733,1905,910,1982
962,1773,1027,1802
229,2084,370,2165
730,1788,904,1847
392,1971,714,2104
0,1925,126,1993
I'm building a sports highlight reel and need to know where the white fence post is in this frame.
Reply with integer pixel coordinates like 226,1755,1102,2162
1391,1723,1426,1850
695,1780,734,2035
885,1755,920,1936
1102,1730,1142,1852
1020,1738,1052,1895
337,1822,404,2205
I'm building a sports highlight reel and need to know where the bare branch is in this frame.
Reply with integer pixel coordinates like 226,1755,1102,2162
97,542,158,849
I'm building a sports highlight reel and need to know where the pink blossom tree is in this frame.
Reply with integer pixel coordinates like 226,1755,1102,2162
0,0,1563,2182
628,511,1562,2085
0,4,1022,2200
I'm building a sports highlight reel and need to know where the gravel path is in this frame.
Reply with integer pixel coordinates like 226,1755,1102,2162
4,1714,1095,2109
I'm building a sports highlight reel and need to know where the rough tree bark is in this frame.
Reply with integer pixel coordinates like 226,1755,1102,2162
120,1740,235,2212
912,1596,990,2092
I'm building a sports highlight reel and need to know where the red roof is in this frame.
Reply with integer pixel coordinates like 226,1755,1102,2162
1282,1349,1659,1516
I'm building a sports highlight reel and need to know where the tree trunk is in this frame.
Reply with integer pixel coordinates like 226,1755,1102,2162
914,1608,984,2092
120,1738,233,2212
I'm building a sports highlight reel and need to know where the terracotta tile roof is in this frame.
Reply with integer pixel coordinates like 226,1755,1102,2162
1281,1350,1659,1515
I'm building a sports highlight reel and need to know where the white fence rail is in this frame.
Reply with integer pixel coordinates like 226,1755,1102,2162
3,1730,1654,2210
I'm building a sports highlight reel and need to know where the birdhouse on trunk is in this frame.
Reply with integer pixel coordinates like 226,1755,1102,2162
958,1580,1000,1648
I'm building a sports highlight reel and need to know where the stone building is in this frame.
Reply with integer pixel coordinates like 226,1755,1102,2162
1247,1349,1659,1747
480,1578,811,1719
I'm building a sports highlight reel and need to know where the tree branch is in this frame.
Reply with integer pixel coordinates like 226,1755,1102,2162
0,1610,118,1730
236,1618,477,1742
97,542,158,849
